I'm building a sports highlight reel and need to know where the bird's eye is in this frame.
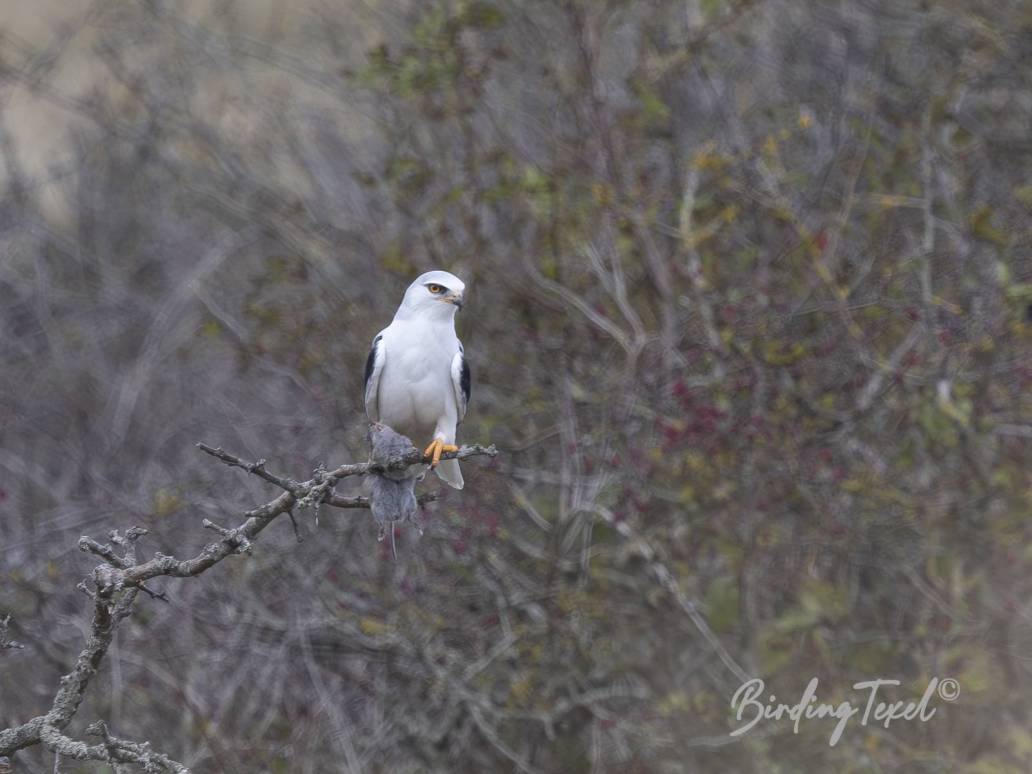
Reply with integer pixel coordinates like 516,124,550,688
428,284,444,294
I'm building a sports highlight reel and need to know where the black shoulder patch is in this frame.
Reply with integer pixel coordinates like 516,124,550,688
364,335,381,388
460,356,471,406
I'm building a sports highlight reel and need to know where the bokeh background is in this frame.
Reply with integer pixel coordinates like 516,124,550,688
2,0,1032,771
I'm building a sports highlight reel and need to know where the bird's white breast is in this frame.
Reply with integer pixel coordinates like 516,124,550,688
377,320,459,439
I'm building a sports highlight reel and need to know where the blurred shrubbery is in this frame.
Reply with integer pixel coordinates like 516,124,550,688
2,0,1031,771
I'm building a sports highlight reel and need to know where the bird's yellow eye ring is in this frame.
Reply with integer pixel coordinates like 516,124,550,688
428,284,443,294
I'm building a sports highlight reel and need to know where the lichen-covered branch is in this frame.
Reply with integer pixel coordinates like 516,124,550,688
0,616,23,652
0,438,498,770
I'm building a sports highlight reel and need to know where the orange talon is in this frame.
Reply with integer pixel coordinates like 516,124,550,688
423,439,459,468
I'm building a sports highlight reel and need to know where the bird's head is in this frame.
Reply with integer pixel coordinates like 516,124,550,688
397,270,466,320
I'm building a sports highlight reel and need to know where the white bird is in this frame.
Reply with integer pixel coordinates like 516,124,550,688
364,270,470,489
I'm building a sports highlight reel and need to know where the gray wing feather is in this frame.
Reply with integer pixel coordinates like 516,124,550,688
450,344,470,422
364,333,386,421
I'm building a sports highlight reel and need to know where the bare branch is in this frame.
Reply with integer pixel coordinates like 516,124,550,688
197,441,498,494
0,616,23,651
195,444,301,494
0,436,499,768
36,721,188,773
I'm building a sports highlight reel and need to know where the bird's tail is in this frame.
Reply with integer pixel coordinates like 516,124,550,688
434,458,464,489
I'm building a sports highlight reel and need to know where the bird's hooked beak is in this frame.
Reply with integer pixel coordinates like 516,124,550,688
446,290,464,310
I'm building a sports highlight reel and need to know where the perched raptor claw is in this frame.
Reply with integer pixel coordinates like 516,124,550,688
423,439,459,468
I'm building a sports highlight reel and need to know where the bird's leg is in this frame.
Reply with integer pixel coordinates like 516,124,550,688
423,438,459,468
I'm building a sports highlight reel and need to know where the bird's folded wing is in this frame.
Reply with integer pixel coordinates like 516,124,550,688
364,332,386,421
451,345,471,422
